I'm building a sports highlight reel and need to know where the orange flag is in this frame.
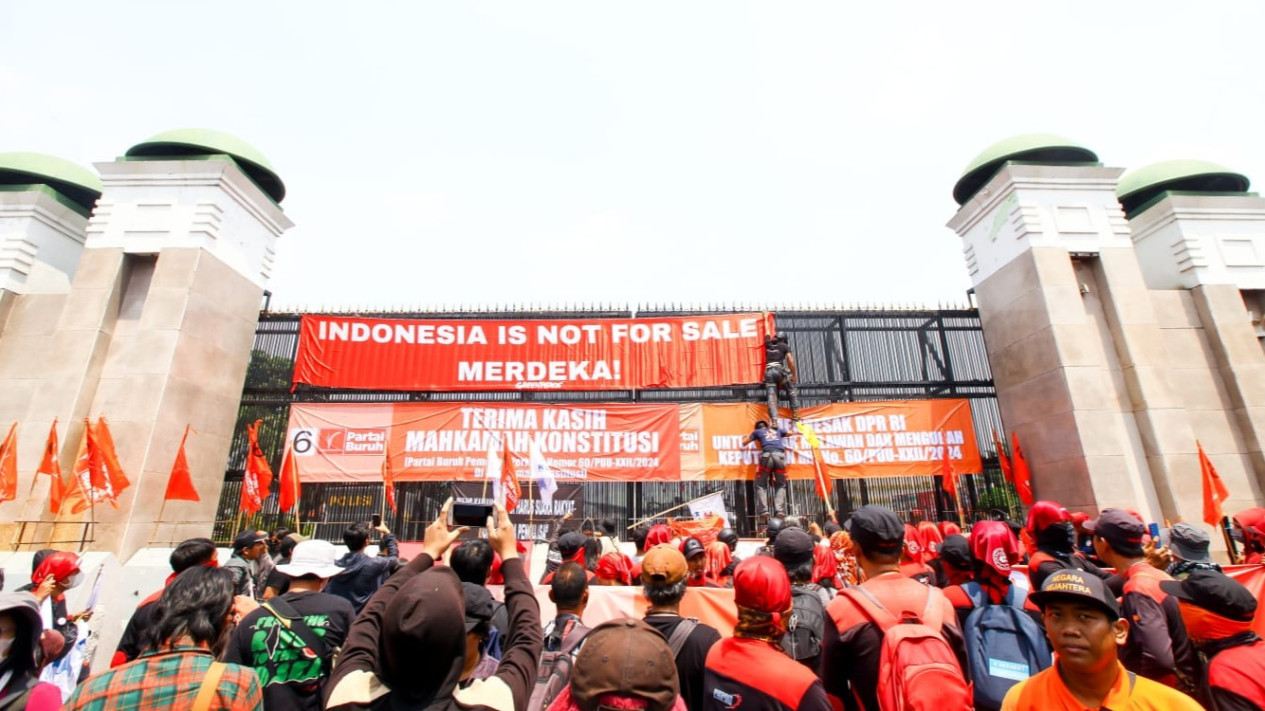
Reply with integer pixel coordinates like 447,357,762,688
0,422,17,503
37,420,64,514
382,448,397,514
1199,441,1231,527
241,419,273,515
164,426,199,502
992,429,1013,484
1010,431,1034,505
67,418,130,515
278,442,300,513
941,433,958,496
501,439,520,513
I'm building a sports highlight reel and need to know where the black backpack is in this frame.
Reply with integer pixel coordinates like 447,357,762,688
780,584,827,668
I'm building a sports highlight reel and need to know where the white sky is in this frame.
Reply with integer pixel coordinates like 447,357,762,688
4,2,1264,310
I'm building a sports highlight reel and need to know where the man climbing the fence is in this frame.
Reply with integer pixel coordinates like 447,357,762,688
763,332,800,424
747,420,791,520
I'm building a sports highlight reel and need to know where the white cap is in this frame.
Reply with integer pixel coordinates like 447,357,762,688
275,540,344,579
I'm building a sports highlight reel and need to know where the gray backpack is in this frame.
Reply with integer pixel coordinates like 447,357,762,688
528,619,590,710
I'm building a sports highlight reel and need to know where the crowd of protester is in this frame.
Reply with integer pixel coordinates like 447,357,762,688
0,501,1263,709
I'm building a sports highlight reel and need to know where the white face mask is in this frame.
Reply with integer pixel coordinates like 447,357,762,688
0,636,13,663
64,572,83,589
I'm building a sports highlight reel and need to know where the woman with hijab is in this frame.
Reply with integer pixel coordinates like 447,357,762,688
16,551,84,664
1023,501,1115,600
703,541,734,588
0,593,61,710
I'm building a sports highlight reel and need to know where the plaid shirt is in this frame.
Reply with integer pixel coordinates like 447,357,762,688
65,646,263,711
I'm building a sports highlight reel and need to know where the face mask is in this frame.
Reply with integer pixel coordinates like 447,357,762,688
63,572,83,589
0,636,13,662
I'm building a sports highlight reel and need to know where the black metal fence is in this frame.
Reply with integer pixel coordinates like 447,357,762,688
215,306,1022,542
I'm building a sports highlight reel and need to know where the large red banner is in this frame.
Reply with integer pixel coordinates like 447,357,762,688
293,314,771,391
288,399,981,483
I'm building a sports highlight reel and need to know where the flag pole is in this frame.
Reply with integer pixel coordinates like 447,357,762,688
1221,515,1240,564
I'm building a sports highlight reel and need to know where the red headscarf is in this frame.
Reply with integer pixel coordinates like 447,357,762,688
1234,508,1265,546
902,524,924,562
917,521,944,564
596,552,633,585
812,543,840,588
704,541,732,584
938,521,962,538
645,524,672,548
31,551,81,601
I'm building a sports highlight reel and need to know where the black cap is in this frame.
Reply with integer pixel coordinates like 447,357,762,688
718,528,739,547
773,528,815,567
845,506,905,557
558,531,588,558
766,517,785,541
1085,508,1147,555
1029,569,1120,620
681,537,706,560
233,530,266,551
938,534,972,570
461,582,495,631
1160,570,1257,622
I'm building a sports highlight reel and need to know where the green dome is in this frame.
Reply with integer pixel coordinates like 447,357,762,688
0,152,102,215
953,133,1099,205
126,128,285,203
1117,159,1250,216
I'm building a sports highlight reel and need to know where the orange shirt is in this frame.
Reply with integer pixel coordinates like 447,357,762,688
1001,661,1202,711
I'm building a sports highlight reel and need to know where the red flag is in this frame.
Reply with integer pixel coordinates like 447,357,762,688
241,419,273,515
382,449,397,514
1199,441,1231,527
93,418,130,503
37,420,65,514
278,442,300,513
941,433,958,496
993,428,1013,484
164,426,200,502
501,439,520,513
0,423,17,503
67,418,129,515
1010,431,1034,505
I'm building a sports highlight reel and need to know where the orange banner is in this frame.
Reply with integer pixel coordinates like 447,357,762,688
287,398,980,482
290,402,681,482
294,313,771,391
701,401,981,480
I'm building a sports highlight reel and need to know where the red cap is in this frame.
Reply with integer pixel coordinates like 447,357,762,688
1026,501,1070,533
970,520,1018,576
645,524,672,548
733,555,791,613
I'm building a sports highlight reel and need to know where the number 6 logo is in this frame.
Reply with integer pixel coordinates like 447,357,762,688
291,428,317,456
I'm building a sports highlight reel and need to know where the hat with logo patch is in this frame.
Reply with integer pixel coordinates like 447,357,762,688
1084,508,1147,556
845,505,905,557
680,537,706,560
1029,568,1120,620
569,617,680,711
640,544,688,586
970,520,1018,576
1166,522,1212,564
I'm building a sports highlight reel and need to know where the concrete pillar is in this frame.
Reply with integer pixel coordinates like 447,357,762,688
1123,164,1265,512
1,131,292,561
947,135,1177,521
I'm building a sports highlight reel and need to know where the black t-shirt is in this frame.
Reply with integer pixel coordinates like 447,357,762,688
264,566,291,597
223,590,356,711
643,613,721,711
765,340,791,364
115,598,158,662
